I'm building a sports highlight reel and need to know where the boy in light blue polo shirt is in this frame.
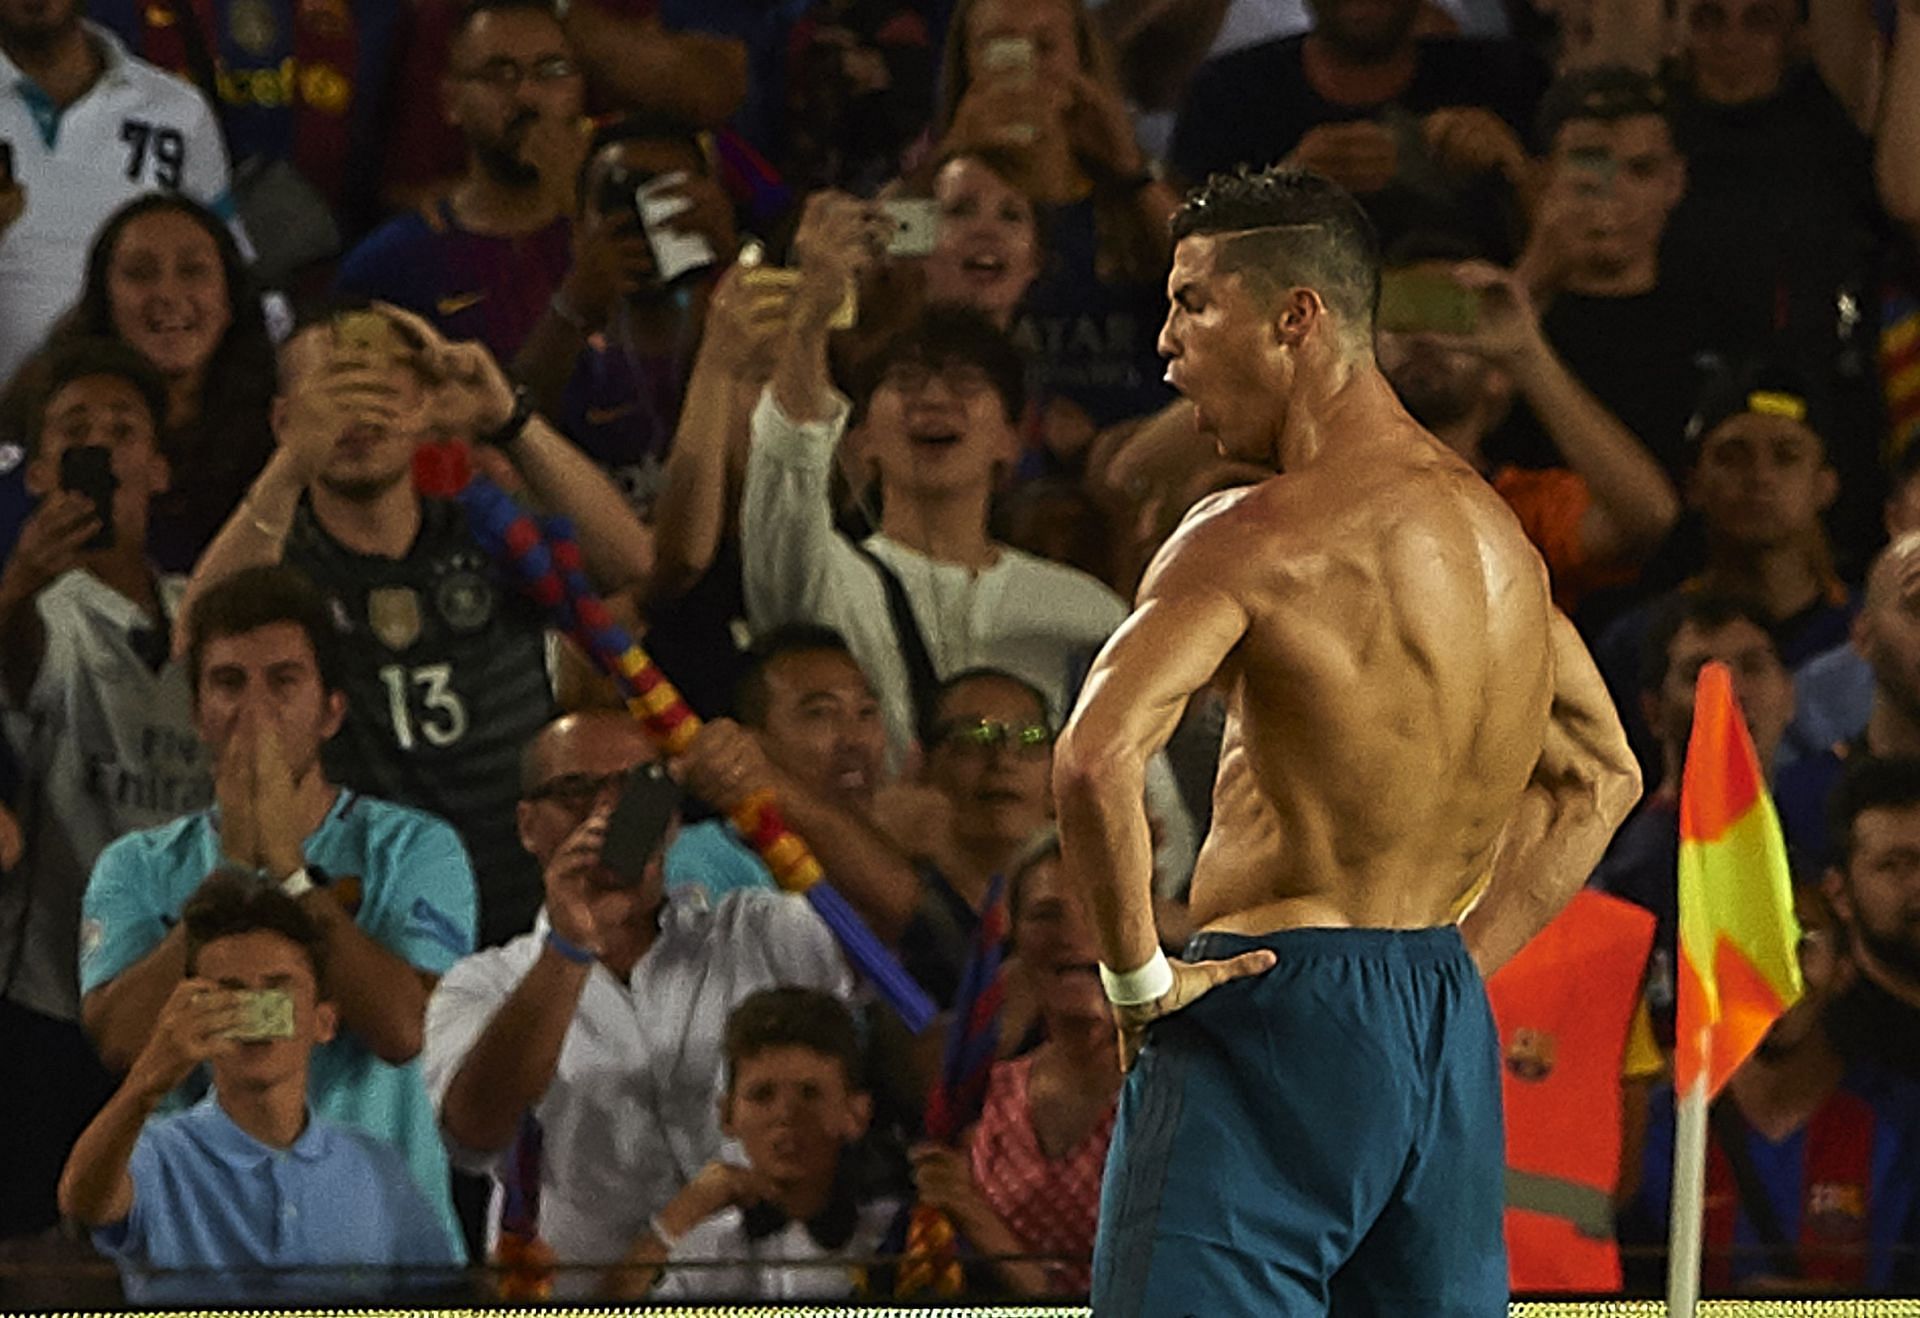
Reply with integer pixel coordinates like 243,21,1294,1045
77,566,476,1256
61,874,458,1304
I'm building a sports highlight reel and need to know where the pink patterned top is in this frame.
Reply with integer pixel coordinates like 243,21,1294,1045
968,1052,1118,1294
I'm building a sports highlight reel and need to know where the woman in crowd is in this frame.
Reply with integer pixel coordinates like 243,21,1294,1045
832,148,1048,533
911,833,1121,1296
931,0,1177,468
47,195,277,573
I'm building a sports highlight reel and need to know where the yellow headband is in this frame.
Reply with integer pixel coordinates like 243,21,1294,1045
1746,390,1807,423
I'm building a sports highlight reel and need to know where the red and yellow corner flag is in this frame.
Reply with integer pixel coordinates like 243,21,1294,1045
1675,661,1804,1099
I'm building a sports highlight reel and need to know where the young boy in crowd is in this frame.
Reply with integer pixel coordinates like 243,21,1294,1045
610,986,899,1300
58,874,458,1303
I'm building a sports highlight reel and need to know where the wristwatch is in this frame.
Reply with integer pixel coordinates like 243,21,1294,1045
475,385,535,450
278,863,329,899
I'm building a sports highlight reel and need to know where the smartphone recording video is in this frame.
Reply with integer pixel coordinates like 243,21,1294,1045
597,166,718,286
1376,269,1480,336
881,199,939,258
331,309,400,361
226,988,295,1042
600,761,683,887
59,444,116,552
980,36,1035,78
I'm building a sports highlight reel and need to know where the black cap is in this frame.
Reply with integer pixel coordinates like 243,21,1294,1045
1685,356,1832,454
1534,65,1671,153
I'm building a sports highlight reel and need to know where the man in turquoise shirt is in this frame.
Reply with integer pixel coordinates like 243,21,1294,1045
61,873,458,1303
77,565,477,1256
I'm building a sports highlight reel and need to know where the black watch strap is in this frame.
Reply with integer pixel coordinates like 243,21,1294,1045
476,385,534,449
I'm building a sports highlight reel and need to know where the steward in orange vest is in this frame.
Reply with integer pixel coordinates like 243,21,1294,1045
1489,888,1657,1293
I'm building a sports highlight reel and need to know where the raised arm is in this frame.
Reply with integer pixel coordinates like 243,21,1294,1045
61,980,243,1227
438,942,590,1156
82,926,189,1074
1054,507,1273,1064
679,719,922,942
1812,0,1887,132
770,192,886,427
173,350,406,656
510,207,656,419
1451,263,1680,566
0,493,97,707
1458,611,1642,977
435,806,625,1155
652,263,791,600
739,196,891,633
563,4,748,130
378,303,653,594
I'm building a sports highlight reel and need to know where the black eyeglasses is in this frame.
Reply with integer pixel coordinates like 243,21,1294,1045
454,56,580,89
523,769,626,811
880,361,996,397
931,719,1054,755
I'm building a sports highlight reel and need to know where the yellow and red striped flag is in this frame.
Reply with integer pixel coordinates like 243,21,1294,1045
1675,661,1804,1099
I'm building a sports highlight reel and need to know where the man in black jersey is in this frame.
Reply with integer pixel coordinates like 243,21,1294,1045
180,300,650,946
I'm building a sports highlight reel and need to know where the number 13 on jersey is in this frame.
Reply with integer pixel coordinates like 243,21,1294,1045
379,663,470,750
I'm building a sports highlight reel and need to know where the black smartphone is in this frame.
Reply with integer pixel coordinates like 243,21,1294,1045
0,140,14,189
59,445,116,551
600,761,682,887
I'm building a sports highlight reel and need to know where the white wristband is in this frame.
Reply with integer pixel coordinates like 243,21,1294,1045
1099,948,1173,1006
279,867,316,900
649,1211,682,1249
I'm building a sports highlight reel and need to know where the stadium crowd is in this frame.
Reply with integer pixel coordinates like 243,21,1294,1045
2,0,1920,1300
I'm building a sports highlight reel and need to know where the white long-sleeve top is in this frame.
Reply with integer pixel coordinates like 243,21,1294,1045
741,389,1195,891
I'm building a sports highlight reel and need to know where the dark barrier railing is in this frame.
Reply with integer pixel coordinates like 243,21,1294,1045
7,1250,1920,1313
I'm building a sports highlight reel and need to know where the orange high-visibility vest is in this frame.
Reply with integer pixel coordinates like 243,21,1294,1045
1488,888,1657,1294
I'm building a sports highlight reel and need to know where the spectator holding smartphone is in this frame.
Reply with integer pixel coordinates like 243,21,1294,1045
13,193,279,575
1169,0,1546,254
514,112,737,524
933,0,1178,442
179,300,649,947
0,338,208,1242
422,710,854,1293
740,192,1196,888
1374,232,1679,612
61,874,459,1304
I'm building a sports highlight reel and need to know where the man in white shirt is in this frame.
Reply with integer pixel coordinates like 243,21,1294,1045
0,0,233,388
421,710,853,1290
741,192,1194,887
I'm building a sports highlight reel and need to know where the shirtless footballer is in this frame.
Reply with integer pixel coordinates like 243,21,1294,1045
1053,168,1642,1317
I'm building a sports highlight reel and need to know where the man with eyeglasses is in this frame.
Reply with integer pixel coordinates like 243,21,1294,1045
742,192,1196,889
335,0,627,365
885,668,1061,1007
421,707,853,1292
